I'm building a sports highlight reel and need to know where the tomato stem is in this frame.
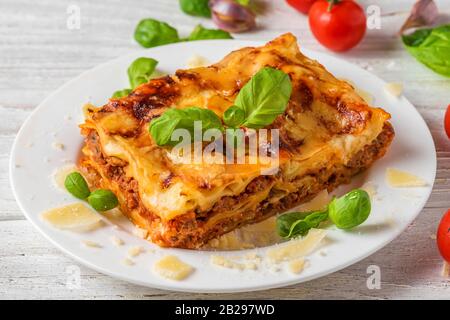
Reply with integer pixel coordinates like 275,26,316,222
327,0,340,12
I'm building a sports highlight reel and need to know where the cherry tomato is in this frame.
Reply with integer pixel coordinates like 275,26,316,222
445,104,450,139
286,0,317,14
309,0,366,52
437,209,450,263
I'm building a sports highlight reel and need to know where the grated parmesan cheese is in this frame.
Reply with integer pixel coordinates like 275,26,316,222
128,246,144,257
132,226,149,239
82,240,102,248
154,255,194,280
110,236,124,246
386,168,427,187
52,142,65,150
210,255,246,271
288,258,306,274
122,258,135,266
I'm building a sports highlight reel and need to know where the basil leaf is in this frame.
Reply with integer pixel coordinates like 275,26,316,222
128,57,158,89
402,25,450,77
134,19,180,48
235,67,292,129
236,0,250,5
149,107,224,146
88,189,119,212
328,189,371,229
64,172,90,200
277,210,328,239
188,25,233,41
112,88,132,99
179,0,211,17
223,105,245,127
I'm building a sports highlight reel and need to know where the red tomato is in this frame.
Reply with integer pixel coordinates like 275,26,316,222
445,104,450,139
309,0,366,52
437,209,450,263
286,0,317,14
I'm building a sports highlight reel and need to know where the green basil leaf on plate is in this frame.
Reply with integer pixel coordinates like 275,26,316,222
149,107,224,146
277,210,328,239
179,0,211,17
128,57,159,89
134,18,180,48
328,189,371,229
188,25,233,41
402,24,450,77
88,189,119,212
234,67,292,129
64,172,90,200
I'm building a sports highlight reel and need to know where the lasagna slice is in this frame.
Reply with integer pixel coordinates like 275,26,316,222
79,33,394,248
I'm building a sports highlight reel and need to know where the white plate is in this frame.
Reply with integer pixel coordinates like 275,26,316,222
10,40,436,293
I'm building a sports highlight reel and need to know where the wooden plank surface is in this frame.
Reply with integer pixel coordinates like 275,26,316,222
1,0,450,299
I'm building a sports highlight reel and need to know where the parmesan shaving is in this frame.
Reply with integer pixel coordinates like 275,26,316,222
41,203,103,232
266,229,327,263
154,255,194,280
384,82,403,97
386,168,427,187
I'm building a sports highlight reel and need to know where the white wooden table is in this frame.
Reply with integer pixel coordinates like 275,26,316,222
1,0,450,299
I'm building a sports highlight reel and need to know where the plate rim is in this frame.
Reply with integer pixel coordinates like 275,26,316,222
9,39,437,293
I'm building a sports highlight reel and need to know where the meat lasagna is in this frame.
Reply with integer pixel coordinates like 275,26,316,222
79,33,394,248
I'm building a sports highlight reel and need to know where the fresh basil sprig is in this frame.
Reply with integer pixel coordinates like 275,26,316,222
149,67,291,146
402,24,450,77
150,107,224,146
179,0,211,18
188,25,233,41
231,67,292,129
64,171,119,212
277,209,329,238
134,19,180,48
65,172,90,200
128,57,159,89
111,57,159,98
134,19,232,49
276,189,371,239
88,189,119,212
